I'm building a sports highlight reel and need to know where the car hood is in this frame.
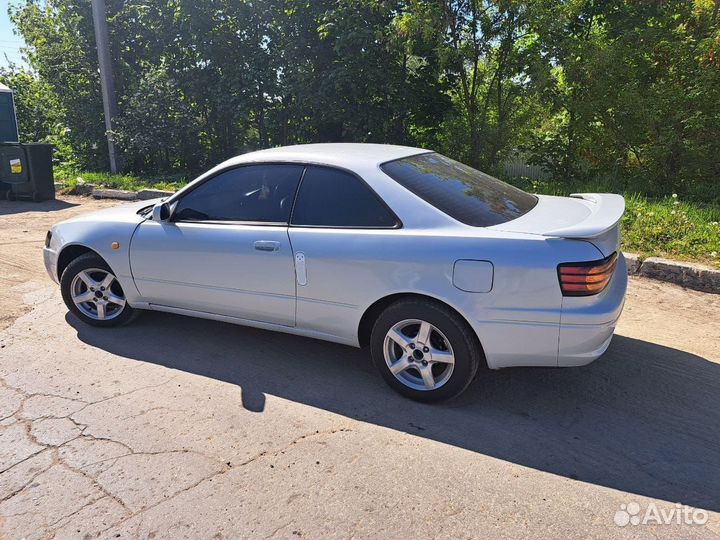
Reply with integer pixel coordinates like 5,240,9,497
57,198,161,226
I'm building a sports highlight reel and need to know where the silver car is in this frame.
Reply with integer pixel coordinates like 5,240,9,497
44,144,627,401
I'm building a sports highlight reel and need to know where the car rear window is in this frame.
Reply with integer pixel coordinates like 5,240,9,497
381,152,538,227
291,166,399,228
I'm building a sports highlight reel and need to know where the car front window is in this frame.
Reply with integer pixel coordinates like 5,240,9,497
173,164,304,223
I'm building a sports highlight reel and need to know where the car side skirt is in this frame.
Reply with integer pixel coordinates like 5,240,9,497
134,302,358,347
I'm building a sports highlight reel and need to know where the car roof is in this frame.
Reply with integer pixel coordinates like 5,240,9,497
222,143,429,169
171,143,455,229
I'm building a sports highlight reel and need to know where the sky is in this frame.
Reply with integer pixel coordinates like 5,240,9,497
0,0,26,68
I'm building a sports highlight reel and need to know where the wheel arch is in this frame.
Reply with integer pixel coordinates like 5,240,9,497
357,292,485,359
56,244,104,281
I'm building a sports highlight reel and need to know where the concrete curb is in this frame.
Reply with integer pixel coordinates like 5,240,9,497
92,188,138,200
90,187,174,201
624,253,642,274
75,183,96,195
137,188,174,200
624,252,719,294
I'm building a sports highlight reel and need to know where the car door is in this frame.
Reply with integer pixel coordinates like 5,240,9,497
286,165,402,341
129,163,304,326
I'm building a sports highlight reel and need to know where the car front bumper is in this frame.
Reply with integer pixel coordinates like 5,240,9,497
43,246,59,284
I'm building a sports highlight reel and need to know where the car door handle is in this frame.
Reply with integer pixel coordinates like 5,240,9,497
254,240,280,252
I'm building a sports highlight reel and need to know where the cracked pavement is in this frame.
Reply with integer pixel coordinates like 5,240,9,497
1,196,719,539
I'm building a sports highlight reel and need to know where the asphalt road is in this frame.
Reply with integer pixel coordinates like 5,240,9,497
1,196,719,539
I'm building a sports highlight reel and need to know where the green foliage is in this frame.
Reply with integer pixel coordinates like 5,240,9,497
114,65,200,174
0,66,55,141
525,0,720,193
621,194,720,267
55,168,188,192
4,0,719,200
10,0,108,169
0,64,77,166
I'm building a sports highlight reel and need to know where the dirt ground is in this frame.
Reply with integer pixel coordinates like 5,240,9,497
1,196,719,539
0,196,118,331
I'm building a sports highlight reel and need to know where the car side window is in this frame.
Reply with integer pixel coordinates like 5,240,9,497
290,166,398,228
174,164,304,223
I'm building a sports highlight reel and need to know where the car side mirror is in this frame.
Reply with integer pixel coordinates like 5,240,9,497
152,202,171,222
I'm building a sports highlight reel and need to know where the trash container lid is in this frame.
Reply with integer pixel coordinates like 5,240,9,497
0,83,12,92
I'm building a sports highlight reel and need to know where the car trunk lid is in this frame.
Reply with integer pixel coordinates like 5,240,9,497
489,193,625,257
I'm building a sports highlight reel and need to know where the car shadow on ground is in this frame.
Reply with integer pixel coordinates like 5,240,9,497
0,198,78,216
68,310,720,513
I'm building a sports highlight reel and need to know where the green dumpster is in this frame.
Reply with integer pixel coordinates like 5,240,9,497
0,143,55,202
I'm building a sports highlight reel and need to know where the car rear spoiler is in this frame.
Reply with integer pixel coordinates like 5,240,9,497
543,193,625,239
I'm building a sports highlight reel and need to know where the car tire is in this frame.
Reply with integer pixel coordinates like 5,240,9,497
370,298,482,402
60,253,139,327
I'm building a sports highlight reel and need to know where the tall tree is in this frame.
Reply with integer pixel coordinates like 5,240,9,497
11,0,108,169
7,0,719,192
528,0,720,191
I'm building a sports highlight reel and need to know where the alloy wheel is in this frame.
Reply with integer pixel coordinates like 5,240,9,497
383,318,455,391
70,268,126,321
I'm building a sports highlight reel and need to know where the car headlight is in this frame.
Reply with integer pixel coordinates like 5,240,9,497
45,230,52,248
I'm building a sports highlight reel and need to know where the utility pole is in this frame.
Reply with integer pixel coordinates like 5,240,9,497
91,0,119,173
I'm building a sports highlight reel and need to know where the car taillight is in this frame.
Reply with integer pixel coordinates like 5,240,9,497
558,252,618,296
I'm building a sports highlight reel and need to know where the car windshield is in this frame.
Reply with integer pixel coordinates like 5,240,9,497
381,152,538,227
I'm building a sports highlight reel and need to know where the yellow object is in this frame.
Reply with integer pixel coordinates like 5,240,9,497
10,159,21,174
111,242,120,250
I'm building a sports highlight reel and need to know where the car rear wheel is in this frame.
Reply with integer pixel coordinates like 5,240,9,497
370,299,482,402
60,253,138,327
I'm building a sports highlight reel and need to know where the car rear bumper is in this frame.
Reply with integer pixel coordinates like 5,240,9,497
474,253,627,369
43,247,59,284
557,318,618,366
557,252,627,366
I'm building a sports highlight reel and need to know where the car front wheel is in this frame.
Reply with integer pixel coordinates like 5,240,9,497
370,299,482,402
60,253,138,327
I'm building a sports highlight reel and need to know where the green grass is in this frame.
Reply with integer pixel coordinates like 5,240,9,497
56,169,188,193
55,168,719,268
620,194,719,268
506,177,720,268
